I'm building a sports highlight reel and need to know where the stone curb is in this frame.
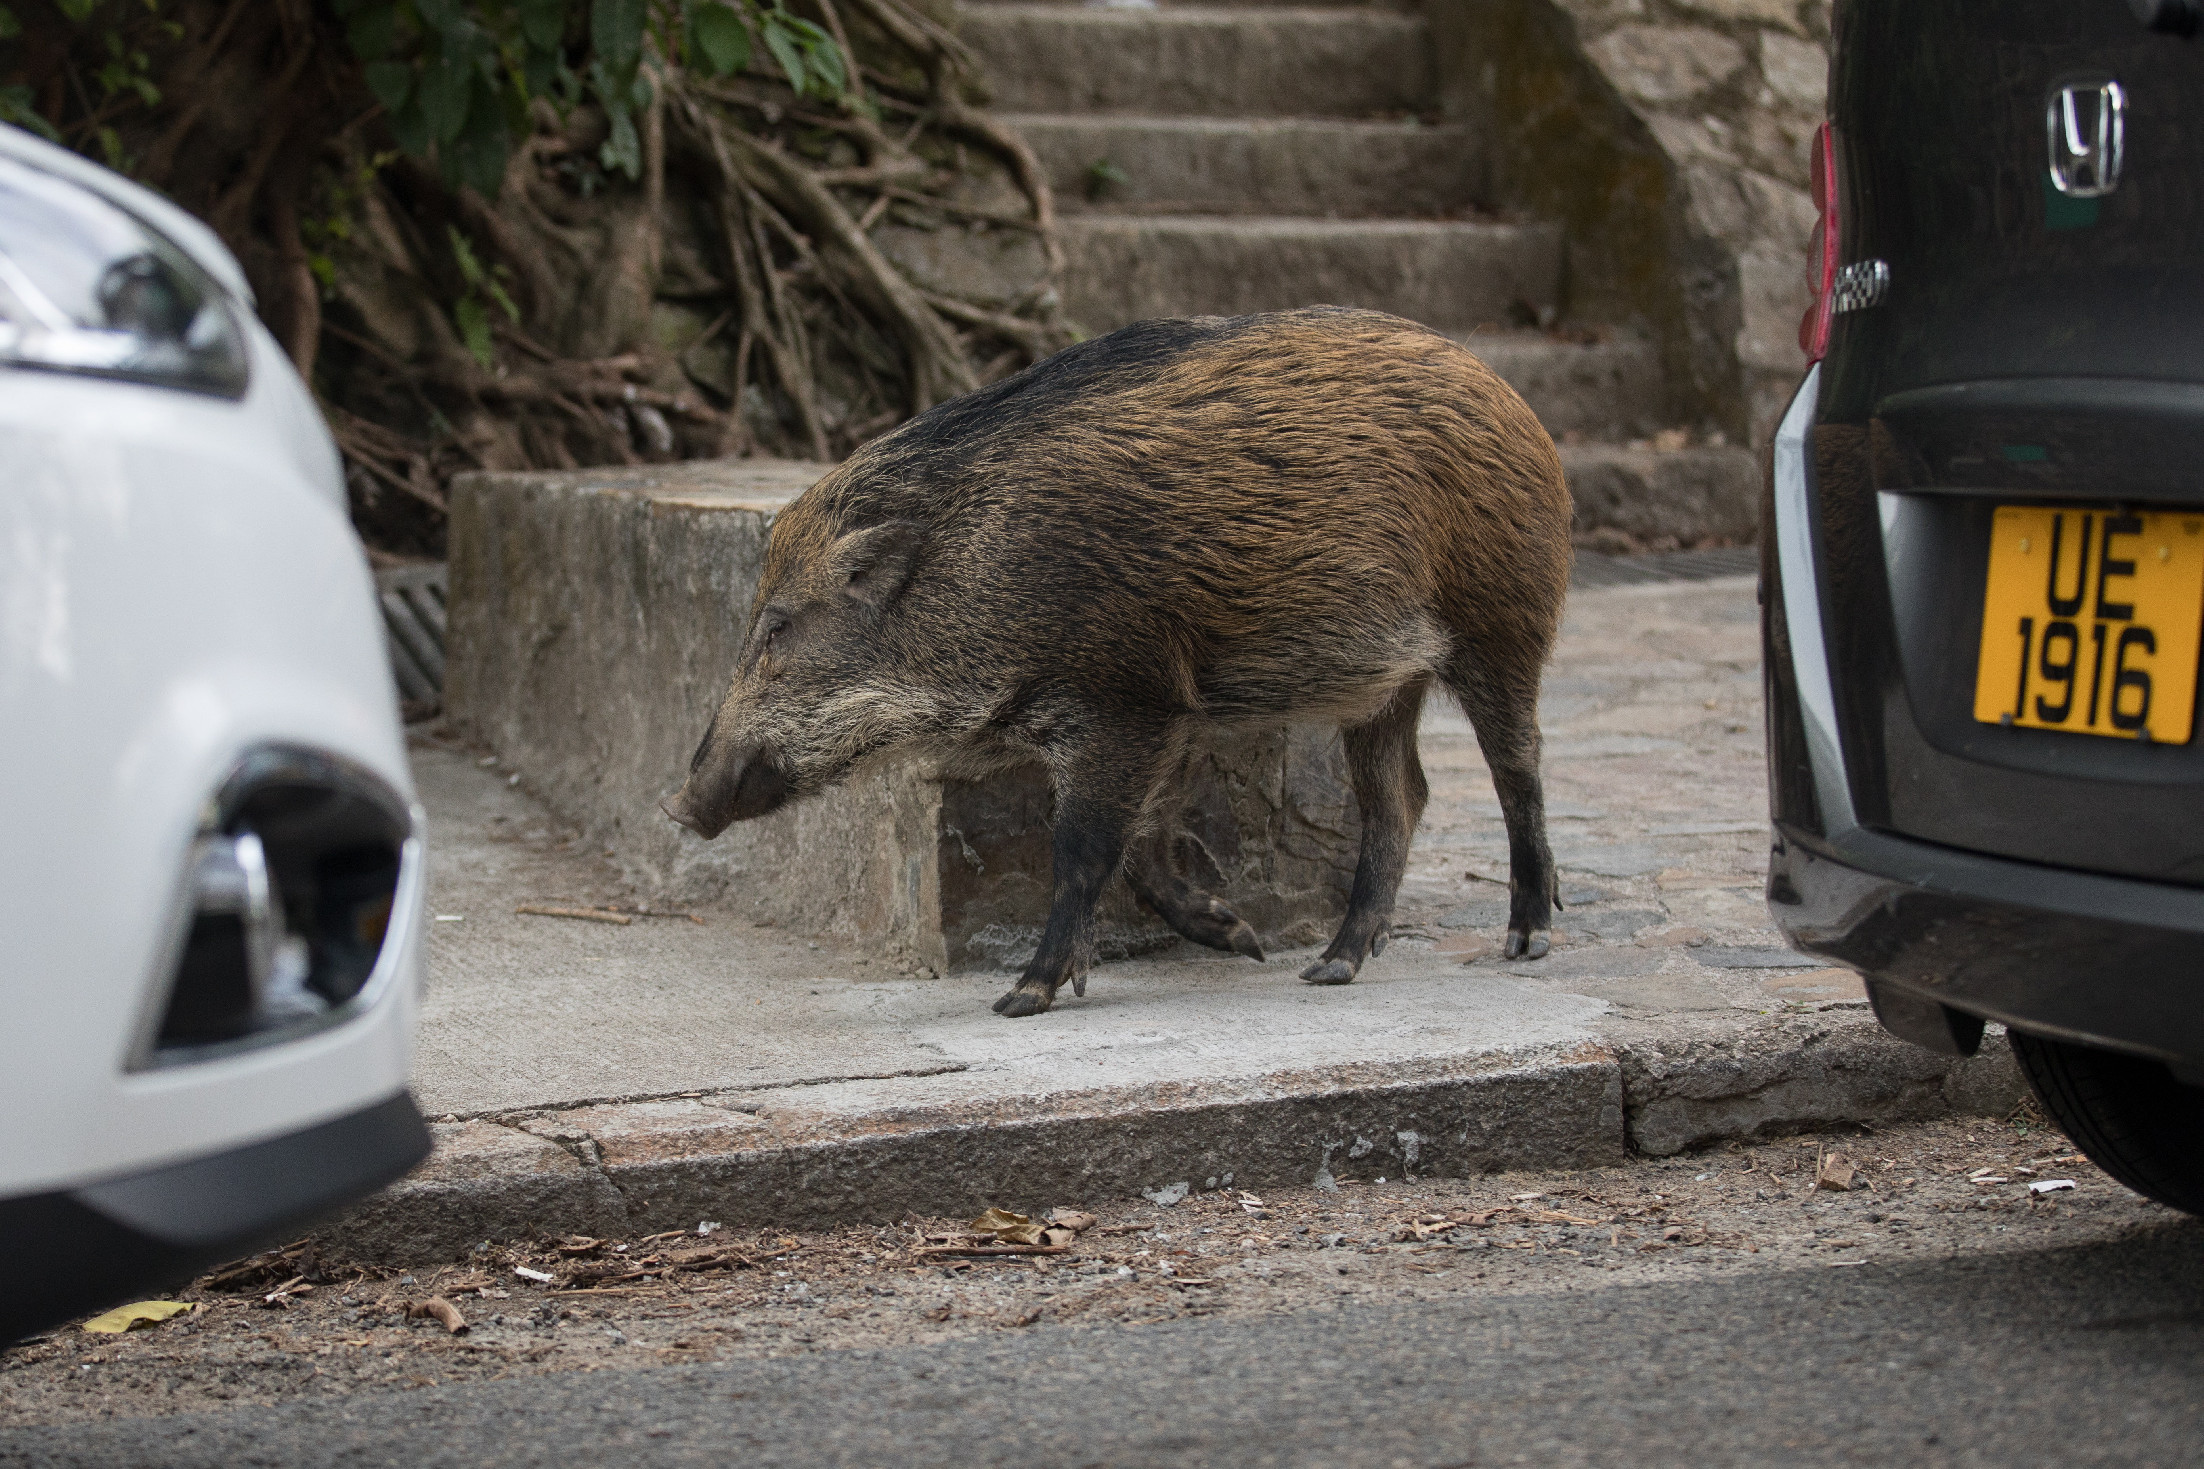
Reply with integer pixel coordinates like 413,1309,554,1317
322,1016,2024,1264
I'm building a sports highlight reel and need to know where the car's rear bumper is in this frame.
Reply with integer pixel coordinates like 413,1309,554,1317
1770,820,2204,1074
1765,365,2204,1074
0,1090,429,1344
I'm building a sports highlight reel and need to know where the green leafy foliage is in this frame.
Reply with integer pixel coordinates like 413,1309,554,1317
1083,157,1129,202
8,0,855,196
317,0,852,194
0,85,58,140
689,1,747,75
759,7,842,98
0,5,45,136
447,224,519,369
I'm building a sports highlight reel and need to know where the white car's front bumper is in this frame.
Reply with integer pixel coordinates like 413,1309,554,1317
1,323,425,1198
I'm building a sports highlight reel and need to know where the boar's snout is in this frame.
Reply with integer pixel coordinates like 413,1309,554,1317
661,742,792,837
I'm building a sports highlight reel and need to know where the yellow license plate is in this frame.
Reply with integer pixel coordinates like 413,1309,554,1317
1974,506,2204,743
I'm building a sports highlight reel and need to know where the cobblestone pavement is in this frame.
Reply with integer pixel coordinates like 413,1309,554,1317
1393,571,1850,1017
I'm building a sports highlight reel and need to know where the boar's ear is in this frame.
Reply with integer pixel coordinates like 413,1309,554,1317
828,520,925,609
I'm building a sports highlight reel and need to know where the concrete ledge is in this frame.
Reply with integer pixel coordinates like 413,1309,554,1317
328,1048,1624,1261
326,1014,2026,1263
1621,1023,2025,1157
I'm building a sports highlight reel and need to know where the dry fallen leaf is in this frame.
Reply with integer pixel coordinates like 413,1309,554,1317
1816,1157,1858,1192
1047,1209,1097,1233
82,1301,194,1334
407,1297,469,1334
970,1208,1049,1245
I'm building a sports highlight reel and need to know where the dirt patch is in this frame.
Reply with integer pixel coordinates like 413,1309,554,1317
4,1112,2180,1429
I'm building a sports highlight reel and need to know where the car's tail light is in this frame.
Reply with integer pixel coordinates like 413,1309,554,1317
136,748,417,1069
1799,121,1840,363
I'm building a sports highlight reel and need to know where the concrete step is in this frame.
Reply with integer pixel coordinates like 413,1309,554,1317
1453,331,1667,444
965,0,1413,9
1057,215,1561,333
962,5,1434,117
1004,114,1479,218
1557,442,1761,548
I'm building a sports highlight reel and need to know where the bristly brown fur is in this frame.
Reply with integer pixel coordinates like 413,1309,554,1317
664,306,1572,1015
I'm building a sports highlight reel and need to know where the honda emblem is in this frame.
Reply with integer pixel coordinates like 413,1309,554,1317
2047,80,2126,198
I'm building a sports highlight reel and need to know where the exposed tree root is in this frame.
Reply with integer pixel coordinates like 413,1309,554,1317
8,0,1072,556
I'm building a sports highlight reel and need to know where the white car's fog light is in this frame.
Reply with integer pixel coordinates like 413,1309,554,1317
0,153,248,399
137,749,417,1069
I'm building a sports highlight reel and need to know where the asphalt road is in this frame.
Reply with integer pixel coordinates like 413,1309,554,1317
6,1215,2200,1468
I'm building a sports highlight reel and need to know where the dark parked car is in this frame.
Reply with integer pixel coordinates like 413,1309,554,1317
1765,0,2204,1211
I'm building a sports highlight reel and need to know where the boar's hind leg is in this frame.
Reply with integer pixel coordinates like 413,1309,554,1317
993,740,1164,1018
1302,681,1429,986
1446,658,1556,961
1126,834,1265,962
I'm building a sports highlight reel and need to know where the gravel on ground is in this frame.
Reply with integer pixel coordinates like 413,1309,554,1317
3,1110,2175,1429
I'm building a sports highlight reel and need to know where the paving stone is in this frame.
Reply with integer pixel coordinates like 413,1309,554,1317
1553,841,1664,877
1759,969,1870,1006
1569,907,1669,941
1692,947,1830,970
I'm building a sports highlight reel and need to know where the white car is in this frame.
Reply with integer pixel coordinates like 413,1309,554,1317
0,124,428,1341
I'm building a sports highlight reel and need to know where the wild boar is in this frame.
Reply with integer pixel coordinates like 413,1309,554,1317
662,306,1571,1017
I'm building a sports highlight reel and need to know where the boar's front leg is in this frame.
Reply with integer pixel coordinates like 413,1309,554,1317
993,734,1168,1018
1303,681,1430,985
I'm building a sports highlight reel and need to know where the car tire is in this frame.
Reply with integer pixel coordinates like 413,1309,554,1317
2009,1029,2204,1217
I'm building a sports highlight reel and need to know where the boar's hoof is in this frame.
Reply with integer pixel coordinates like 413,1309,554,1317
1299,959,1357,986
1183,908,1264,963
1505,928,1552,961
992,984,1055,1018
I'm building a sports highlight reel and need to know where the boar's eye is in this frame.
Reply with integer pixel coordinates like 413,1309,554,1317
759,610,792,655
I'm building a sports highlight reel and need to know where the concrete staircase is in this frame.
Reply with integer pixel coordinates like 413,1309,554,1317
960,0,1758,538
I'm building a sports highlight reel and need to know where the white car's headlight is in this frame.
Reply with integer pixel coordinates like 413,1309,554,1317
0,153,250,399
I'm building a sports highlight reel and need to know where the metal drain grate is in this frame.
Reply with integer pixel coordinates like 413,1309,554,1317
374,563,448,707
1571,545,1759,589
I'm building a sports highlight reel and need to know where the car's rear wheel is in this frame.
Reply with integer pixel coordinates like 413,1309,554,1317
2009,1030,2204,1217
